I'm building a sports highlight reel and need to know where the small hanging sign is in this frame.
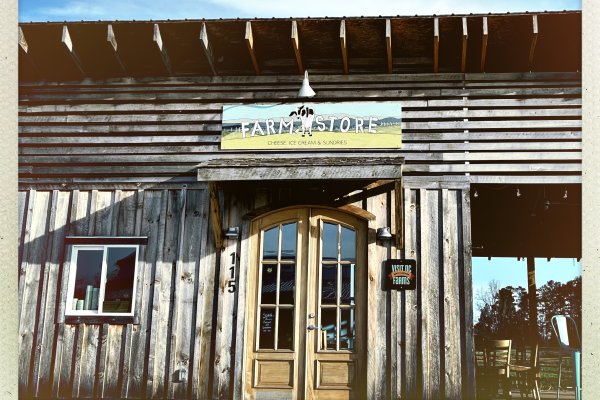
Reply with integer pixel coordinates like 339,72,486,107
385,259,417,290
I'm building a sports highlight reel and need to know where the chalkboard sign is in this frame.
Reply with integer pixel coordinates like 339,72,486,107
259,309,275,349
261,310,274,333
385,259,417,290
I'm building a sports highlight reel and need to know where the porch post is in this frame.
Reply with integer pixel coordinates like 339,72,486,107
526,257,538,338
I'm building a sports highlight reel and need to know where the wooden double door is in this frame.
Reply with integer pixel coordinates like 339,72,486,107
244,207,367,400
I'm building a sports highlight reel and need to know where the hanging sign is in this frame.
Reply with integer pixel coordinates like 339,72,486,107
385,259,417,290
220,102,402,150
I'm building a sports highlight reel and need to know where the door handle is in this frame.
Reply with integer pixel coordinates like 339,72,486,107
307,324,319,331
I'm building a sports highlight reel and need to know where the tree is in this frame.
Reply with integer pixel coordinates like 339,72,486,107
474,277,537,340
475,276,582,345
538,276,581,344
474,282,529,339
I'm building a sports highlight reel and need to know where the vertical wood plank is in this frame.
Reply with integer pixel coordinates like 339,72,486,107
18,189,35,324
366,193,388,399
77,324,101,397
124,189,163,399
96,191,122,398
172,189,206,399
420,189,442,399
105,190,135,397
116,190,137,236
168,187,187,399
53,189,83,397
31,190,70,398
87,190,98,235
52,322,76,398
192,189,215,400
18,190,51,397
147,190,181,397
403,188,419,399
389,187,401,400
17,191,29,273
461,188,476,400
209,182,223,250
98,324,124,398
110,190,122,236
213,192,249,399
170,187,206,399
442,189,462,399
96,323,110,398
88,191,115,397
119,189,145,398
232,217,252,400
94,190,114,235
71,323,85,398
145,189,169,397
394,179,403,250
71,191,101,398
30,190,57,397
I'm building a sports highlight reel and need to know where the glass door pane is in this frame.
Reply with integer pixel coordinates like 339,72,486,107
258,222,297,351
319,221,357,352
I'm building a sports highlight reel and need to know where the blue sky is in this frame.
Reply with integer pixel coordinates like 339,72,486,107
472,257,581,317
19,0,581,22
473,257,581,290
223,102,401,120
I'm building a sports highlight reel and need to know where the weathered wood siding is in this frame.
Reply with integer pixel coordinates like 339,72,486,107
358,178,473,400
19,180,472,400
18,188,217,399
19,72,581,188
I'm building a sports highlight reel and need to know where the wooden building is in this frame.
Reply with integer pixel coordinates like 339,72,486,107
18,11,581,400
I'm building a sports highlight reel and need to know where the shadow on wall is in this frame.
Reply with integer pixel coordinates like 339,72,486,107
17,178,385,400
17,185,229,399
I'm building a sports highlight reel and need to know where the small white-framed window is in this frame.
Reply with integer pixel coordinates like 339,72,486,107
66,244,139,317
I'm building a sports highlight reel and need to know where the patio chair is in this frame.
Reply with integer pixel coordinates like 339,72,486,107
475,336,488,399
551,315,581,400
510,340,541,399
485,339,512,399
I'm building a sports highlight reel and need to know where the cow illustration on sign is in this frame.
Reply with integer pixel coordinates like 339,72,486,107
289,105,314,137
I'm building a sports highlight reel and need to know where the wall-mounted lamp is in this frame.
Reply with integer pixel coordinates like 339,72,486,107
376,227,393,240
516,188,522,198
298,70,316,98
176,368,188,383
224,226,240,239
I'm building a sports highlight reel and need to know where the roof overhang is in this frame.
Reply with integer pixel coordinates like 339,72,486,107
19,11,581,81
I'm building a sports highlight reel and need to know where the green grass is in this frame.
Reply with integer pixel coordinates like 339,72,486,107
220,126,402,149
538,347,576,390
477,347,577,394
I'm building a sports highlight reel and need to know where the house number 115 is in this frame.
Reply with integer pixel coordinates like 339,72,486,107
228,252,236,293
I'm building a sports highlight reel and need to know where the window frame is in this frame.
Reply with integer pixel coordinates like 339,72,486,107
65,244,140,318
